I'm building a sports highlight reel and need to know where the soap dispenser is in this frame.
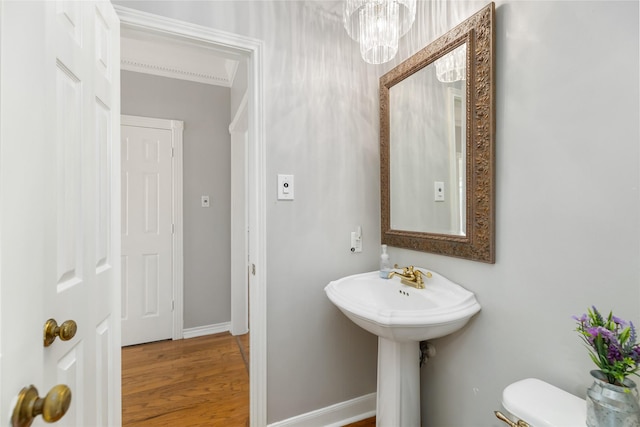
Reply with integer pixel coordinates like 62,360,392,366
379,245,391,279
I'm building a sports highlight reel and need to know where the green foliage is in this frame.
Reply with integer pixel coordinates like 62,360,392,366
574,306,640,386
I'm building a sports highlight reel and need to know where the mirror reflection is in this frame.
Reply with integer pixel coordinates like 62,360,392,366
380,2,495,263
389,43,467,236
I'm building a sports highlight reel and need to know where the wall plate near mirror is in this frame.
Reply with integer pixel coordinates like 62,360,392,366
380,2,495,263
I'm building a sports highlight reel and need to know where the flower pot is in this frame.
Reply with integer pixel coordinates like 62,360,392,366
586,370,640,427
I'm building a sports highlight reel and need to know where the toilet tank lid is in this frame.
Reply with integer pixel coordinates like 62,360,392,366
502,378,586,427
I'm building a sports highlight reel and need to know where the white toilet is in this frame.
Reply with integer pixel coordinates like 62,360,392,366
497,378,586,427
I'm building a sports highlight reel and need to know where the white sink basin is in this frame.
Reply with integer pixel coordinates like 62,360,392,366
324,269,481,342
325,268,480,426
325,269,480,426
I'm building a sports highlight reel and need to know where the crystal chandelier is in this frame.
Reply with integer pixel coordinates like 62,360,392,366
343,0,416,65
434,44,467,83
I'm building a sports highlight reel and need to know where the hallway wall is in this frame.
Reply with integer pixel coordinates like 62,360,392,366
121,70,232,329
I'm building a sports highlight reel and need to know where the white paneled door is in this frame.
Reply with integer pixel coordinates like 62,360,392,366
121,117,178,346
0,1,121,426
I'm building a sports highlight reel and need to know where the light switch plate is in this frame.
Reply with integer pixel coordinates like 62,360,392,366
434,182,445,202
350,231,362,253
278,174,294,200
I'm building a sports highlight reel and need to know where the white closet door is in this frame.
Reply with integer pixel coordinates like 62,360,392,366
121,122,174,346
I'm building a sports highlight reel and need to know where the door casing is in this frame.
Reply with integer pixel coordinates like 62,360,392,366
115,6,267,426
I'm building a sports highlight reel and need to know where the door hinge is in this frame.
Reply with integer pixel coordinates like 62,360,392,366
171,147,175,157
172,224,175,234
172,301,175,311
251,264,256,275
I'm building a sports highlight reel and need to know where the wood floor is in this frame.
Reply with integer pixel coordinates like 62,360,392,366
345,417,376,427
122,333,375,426
122,333,250,426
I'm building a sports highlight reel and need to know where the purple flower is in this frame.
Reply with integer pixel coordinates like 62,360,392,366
574,307,640,385
608,345,623,363
573,314,588,323
613,315,628,327
589,326,615,342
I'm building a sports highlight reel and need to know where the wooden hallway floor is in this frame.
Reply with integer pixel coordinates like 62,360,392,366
122,333,250,426
122,333,375,426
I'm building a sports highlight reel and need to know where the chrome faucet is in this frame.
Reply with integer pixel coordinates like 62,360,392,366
387,265,431,289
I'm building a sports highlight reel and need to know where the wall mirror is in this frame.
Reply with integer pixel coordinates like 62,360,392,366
380,3,495,263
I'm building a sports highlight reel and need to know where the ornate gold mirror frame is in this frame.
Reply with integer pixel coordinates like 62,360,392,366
380,3,495,263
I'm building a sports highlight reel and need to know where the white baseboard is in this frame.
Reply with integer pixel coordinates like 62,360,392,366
182,322,231,339
267,393,376,427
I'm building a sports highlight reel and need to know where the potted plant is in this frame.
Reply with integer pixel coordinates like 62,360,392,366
574,306,640,427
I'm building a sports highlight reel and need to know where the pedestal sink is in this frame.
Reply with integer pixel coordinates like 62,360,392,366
324,269,481,426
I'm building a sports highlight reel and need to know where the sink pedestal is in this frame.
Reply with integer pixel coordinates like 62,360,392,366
324,270,481,426
376,337,420,426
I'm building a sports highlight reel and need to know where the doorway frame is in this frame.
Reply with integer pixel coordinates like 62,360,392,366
115,7,267,426
121,114,185,342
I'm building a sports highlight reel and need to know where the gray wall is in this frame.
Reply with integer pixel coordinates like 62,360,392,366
403,1,640,426
121,71,232,329
115,1,640,426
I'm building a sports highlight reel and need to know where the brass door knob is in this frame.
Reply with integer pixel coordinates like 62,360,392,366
12,384,72,427
43,319,77,347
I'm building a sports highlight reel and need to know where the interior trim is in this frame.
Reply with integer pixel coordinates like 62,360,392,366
115,6,268,425
121,58,232,86
267,393,376,427
183,322,231,339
